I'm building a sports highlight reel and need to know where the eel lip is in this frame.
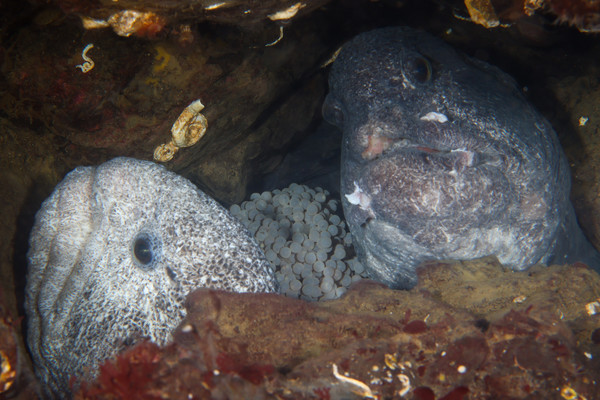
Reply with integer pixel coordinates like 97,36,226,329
360,129,459,160
361,134,484,171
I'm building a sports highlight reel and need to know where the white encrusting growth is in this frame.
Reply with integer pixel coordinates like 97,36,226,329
231,183,367,301
345,181,372,212
420,111,448,123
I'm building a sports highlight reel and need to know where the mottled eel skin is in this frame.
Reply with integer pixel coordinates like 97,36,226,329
323,27,600,289
25,157,278,398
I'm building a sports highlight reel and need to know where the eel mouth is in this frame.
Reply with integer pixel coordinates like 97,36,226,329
345,127,509,229
360,132,494,173
356,109,504,171
345,110,510,229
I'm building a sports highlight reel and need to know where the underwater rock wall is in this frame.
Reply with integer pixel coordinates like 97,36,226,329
1,11,330,204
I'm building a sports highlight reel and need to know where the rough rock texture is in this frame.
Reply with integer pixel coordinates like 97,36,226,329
462,0,600,33
1,3,330,205
0,119,60,399
38,0,332,31
74,258,600,399
31,0,600,34
552,75,600,253
0,285,38,399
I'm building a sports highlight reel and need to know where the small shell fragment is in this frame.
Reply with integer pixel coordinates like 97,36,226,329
321,47,342,68
107,10,158,37
153,141,178,162
512,295,527,304
171,100,208,148
205,2,226,10
331,364,375,398
268,2,305,21
464,0,500,28
397,374,411,396
1,350,16,393
384,353,398,370
420,111,448,123
80,17,110,29
585,299,600,316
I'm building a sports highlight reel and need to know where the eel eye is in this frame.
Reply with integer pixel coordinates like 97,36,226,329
409,57,432,83
132,232,157,268
134,237,152,264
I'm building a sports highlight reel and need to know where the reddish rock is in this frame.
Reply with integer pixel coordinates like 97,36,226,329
75,261,600,399
0,287,38,399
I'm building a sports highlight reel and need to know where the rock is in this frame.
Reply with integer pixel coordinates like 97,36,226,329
0,277,38,399
75,259,600,399
0,119,61,399
2,10,329,204
40,0,332,32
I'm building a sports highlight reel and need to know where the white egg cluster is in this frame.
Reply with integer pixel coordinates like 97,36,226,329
230,183,366,301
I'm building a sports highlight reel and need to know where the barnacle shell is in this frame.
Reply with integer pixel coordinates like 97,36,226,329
153,141,178,162
107,10,160,37
464,0,500,28
268,2,306,21
171,100,208,148
153,100,208,162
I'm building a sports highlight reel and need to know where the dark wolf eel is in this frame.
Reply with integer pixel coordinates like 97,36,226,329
323,27,600,289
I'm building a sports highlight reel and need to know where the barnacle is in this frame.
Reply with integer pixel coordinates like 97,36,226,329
332,363,375,399
154,100,208,162
561,385,587,400
153,142,178,163
108,10,165,37
268,2,306,21
171,100,207,148
80,10,165,38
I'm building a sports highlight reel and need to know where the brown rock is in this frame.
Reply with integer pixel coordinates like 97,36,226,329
75,260,600,399
1,12,329,204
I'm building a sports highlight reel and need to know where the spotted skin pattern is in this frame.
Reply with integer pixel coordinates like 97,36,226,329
324,27,600,289
26,157,278,397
